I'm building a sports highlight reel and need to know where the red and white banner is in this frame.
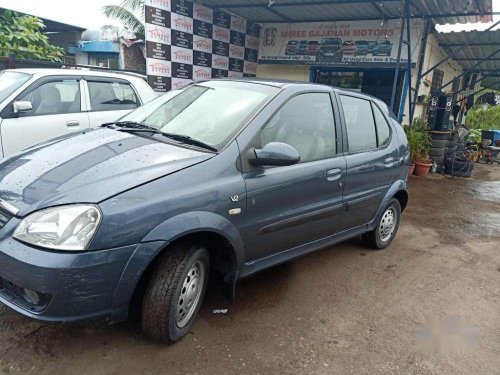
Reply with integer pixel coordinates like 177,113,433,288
145,0,259,92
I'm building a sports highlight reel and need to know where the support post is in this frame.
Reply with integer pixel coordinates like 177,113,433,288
410,18,431,123
390,0,409,113
7,53,16,69
406,0,413,123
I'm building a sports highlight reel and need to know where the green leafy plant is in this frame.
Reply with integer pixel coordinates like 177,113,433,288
466,105,500,131
0,10,64,62
103,0,144,39
467,129,482,144
404,117,431,163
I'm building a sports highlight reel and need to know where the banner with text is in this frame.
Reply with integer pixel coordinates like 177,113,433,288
259,19,424,66
145,0,260,92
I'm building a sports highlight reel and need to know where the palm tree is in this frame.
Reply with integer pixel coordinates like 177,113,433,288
103,0,144,38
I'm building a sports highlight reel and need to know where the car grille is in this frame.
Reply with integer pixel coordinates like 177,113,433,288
0,208,13,230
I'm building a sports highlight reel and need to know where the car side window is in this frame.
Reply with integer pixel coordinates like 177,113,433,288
87,81,139,111
372,103,391,147
261,93,336,163
340,95,377,153
18,79,80,116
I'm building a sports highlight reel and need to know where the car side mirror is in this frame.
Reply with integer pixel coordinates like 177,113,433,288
249,142,300,167
13,101,33,114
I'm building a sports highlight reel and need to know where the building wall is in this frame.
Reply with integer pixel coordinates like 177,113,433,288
255,32,462,126
256,64,311,82
409,33,463,123
120,43,146,74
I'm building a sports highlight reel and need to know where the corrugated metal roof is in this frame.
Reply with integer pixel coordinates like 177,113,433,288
204,0,493,24
435,30,500,88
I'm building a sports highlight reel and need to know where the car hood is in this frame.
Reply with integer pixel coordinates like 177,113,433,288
0,128,213,216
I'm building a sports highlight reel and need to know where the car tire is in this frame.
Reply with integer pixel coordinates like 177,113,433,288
429,147,445,157
430,133,448,141
363,198,401,250
447,146,457,155
142,242,210,343
430,139,447,148
431,155,445,165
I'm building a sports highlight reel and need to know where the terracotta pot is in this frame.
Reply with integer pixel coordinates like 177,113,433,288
408,164,415,177
414,161,432,177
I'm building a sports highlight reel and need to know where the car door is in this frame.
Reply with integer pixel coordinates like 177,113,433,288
239,91,347,262
338,94,399,230
0,76,90,157
84,78,141,127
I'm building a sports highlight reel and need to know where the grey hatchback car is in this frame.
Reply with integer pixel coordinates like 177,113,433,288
0,80,409,343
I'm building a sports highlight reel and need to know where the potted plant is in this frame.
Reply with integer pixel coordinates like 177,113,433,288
405,118,431,177
466,128,482,162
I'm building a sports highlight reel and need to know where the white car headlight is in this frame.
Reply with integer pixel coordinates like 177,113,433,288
13,205,101,251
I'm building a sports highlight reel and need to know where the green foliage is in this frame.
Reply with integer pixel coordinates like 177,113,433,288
467,129,482,144
404,117,431,163
103,0,144,38
0,10,64,62
466,105,500,131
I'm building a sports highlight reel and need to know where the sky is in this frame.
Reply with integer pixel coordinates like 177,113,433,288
0,0,124,30
0,0,498,32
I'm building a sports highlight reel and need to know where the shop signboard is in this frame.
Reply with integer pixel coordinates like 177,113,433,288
259,19,424,65
145,0,260,92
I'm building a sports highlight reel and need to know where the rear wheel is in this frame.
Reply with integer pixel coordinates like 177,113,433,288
363,198,401,250
142,242,209,343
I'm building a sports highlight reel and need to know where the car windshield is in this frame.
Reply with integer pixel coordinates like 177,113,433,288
322,38,341,45
120,81,279,150
0,71,32,103
356,41,368,45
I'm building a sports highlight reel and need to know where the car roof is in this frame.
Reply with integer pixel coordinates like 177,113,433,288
217,79,395,118
213,78,366,94
5,68,145,81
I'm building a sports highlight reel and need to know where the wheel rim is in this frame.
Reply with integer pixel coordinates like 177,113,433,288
379,207,397,243
176,260,205,328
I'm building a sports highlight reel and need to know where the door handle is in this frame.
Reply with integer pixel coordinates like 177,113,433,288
384,157,396,167
326,168,342,181
66,121,80,127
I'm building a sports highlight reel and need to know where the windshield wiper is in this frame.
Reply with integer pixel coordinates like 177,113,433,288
101,121,161,132
161,133,218,152
103,121,217,152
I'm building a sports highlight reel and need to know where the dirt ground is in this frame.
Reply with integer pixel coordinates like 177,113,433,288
1,164,499,375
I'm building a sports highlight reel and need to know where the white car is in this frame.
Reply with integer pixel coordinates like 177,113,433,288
0,69,157,158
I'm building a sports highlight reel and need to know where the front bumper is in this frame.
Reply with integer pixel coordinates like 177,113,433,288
0,219,165,323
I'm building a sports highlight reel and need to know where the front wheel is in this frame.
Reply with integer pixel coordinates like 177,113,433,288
141,242,210,343
363,198,401,250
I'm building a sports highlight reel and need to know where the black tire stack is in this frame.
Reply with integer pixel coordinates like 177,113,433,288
443,131,473,177
444,154,474,177
429,132,448,173
447,131,458,157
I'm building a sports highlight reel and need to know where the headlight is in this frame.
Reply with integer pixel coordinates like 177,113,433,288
13,205,101,251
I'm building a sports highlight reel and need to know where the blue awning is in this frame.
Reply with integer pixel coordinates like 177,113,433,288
78,41,119,53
